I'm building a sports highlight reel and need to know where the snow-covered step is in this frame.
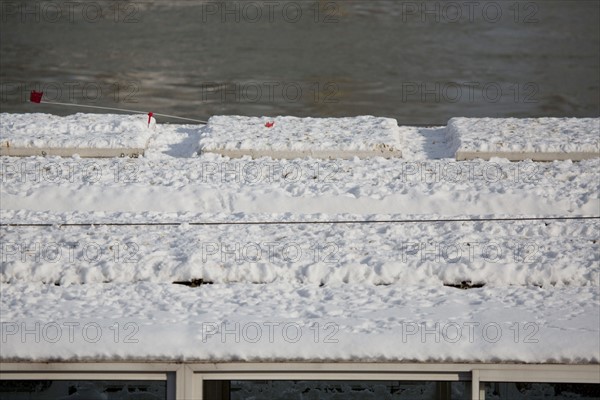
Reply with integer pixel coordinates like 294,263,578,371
2,156,599,216
0,113,156,158
2,218,597,286
1,282,598,363
198,116,404,159
447,117,600,161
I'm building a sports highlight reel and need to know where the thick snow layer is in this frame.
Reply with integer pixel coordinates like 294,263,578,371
0,113,156,150
1,156,599,216
447,117,600,156
1,113,599,364
199,115,403,157
1,218,598,286
1,283,598,363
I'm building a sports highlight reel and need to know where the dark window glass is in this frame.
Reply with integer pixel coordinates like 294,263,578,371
0,380,166,399
204,380,469,399
483,382,600,399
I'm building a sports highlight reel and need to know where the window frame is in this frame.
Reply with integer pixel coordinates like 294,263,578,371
1,362,598,400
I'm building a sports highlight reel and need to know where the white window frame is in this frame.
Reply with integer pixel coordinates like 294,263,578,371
0,363,181,400
1,362,598,400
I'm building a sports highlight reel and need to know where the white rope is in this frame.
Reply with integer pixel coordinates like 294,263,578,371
39,101,208,124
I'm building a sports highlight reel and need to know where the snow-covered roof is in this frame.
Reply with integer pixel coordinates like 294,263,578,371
1,113,598,364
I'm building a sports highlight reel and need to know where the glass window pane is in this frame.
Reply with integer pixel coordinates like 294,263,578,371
483,382,600,399
204,380,469,400
0,380,167,400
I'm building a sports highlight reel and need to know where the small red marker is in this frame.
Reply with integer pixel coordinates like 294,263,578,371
265,121,274,128
147,112,154,127
30,91,43,103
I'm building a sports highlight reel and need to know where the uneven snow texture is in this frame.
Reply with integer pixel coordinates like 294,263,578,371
2,156,599,216
200,115,403,153
1,113,599,364
1,219,598,286
447,117,600,154
0,113,156,149
1,283,598,363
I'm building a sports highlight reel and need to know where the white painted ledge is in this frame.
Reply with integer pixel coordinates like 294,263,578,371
0,146,144,158
455,150,599,161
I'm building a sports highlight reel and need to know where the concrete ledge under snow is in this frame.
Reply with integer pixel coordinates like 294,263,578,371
2,113,599,161
448,117,600,161
199,115,403,159
0,113,155,158
0,147,144,158
455,150,599,161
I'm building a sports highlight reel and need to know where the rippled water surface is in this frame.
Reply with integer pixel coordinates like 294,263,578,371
1,0,598,124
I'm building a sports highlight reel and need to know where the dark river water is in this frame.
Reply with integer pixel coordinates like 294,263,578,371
1,0,598,125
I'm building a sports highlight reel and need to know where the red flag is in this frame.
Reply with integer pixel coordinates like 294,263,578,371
148,112,154,127
265,121,274,128
30,91,43,103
